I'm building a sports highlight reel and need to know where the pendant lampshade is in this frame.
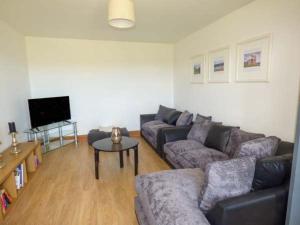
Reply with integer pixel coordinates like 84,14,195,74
108,0,135,29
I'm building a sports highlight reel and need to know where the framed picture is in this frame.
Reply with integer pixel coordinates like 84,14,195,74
208,47,230,83
236,34,271,82
190,55,206,83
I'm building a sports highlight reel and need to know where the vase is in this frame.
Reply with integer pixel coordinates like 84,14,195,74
111,127,122,144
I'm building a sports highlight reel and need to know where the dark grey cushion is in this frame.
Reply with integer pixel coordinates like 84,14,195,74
163,110,182,125
187,120,220,145
155,105,175,121
176,110,193,126
194,114,212,123
225,128,265,158
252,154,292,191
234,136,281,159
205,125,236,152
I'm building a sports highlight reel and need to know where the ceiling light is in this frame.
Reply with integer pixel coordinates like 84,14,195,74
108,0,135,29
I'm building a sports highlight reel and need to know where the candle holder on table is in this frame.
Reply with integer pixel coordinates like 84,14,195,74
8,122,21,154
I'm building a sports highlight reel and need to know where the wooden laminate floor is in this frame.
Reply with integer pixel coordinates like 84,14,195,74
2,137,170,225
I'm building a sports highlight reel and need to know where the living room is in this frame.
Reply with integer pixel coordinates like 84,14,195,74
0,0,299,224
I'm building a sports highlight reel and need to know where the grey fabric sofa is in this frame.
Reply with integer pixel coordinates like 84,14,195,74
163,126,265,170
140,113,192,157
135,141,294,225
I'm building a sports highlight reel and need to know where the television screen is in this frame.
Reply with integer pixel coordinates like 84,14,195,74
28,96,71,128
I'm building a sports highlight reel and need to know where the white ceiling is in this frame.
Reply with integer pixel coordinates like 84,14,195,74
0,0,253,43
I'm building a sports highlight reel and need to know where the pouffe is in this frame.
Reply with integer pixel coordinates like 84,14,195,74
87,128,129,146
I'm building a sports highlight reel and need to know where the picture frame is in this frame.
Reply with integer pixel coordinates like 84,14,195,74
236,34,271,82
208,47,230,83
190,54,206,83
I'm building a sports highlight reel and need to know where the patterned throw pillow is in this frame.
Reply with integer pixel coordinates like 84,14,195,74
234,136,280,159
176,111,193,126
199,157,256,212
225,128,265,158
194,114,212,124
187,120,220,144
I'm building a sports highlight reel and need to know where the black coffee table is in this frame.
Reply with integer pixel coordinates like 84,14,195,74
92,137,139,179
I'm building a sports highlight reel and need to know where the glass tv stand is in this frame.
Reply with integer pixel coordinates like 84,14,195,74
24,121,78,153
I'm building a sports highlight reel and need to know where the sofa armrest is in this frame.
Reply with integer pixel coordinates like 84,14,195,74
162,126,192,143
140,114,156,130
206,183,289,225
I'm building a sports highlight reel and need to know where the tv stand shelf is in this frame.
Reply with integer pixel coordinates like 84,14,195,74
25,121,78,153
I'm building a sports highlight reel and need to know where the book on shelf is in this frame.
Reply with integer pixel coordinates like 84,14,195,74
0,189,12,214
34,155,40,167
14,164,24,189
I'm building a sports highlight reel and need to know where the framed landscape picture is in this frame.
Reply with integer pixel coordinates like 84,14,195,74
190,55,205,83
208,47,230,83
236,34,271,82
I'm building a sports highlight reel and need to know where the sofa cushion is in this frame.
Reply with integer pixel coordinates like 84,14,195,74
176,110,193,126
165,154,182,169
199,157,256,212
155,105,175,121
177,148,229,170
142,120,174,147
142,120,164,137
234,136,280,159
147,123,174,138
142,120,172,135
164,140,204,159
163,110,182,125
142,120,165,130
194,114,212,123
142,130,157,147
205,125,236,152
187,120,220,145
225,128,265,158
136,169,210,225
252,154,292,191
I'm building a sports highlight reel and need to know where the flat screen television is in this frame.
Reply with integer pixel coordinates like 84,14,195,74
28,96,71,128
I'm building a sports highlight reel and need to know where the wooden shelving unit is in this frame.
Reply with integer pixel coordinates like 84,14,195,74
0,142,42,221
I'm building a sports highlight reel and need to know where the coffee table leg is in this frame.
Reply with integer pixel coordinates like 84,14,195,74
119,151,124,168
126,150,130,156
94,150,99,179
134,147,138,176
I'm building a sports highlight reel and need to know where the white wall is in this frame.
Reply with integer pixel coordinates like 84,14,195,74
26,37,174,134
174,0,300,141
0,20,31,151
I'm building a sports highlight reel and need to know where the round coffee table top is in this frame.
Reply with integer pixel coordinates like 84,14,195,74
92,136,139,152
